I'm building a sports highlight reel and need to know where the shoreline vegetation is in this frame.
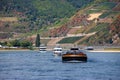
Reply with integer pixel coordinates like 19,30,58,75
0,48,32,51
0,47,120,52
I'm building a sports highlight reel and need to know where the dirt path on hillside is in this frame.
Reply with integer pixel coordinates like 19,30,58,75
0,17,18,22
87,13,102,20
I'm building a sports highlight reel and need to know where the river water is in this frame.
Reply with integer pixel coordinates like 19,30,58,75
0,51,120,80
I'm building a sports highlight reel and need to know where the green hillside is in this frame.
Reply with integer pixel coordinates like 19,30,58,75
55,0,120,46
76,0,120,46
58,37,83,44
0,0,120,46
0,0,93,39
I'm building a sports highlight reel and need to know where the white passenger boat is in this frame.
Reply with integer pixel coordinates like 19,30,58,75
39,46,47,53
53,47,63,56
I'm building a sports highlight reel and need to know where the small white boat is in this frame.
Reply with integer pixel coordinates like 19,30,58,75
53,47,62,56
85,46,94,50
39,46,47,53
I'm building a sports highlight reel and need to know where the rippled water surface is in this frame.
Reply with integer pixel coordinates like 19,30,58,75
0,51,120,80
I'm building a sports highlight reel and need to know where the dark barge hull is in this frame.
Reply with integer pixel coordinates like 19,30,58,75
62,54,87,62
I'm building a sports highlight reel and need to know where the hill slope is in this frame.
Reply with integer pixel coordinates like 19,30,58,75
47,0,120,46
0,0,120,46
0,0,93,39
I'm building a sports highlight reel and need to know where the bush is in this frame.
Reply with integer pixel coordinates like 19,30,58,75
11,40,21,47
11,39,32,48
20,40,32,48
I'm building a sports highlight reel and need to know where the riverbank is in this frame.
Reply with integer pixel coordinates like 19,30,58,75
0,47,120,53
87,48,120,52
0,48,34,51
88,50,120,52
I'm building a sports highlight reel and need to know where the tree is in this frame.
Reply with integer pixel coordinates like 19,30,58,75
35,34,40,47
7,42,12,47
11,40,20,47
20,40,32,48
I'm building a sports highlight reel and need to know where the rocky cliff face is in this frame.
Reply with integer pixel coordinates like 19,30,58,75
109,15,120,45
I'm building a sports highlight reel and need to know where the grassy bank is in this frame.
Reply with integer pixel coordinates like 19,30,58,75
0,48,33,51
104,48,120,51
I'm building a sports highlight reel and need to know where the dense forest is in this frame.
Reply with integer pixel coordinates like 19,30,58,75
0,0,93,30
